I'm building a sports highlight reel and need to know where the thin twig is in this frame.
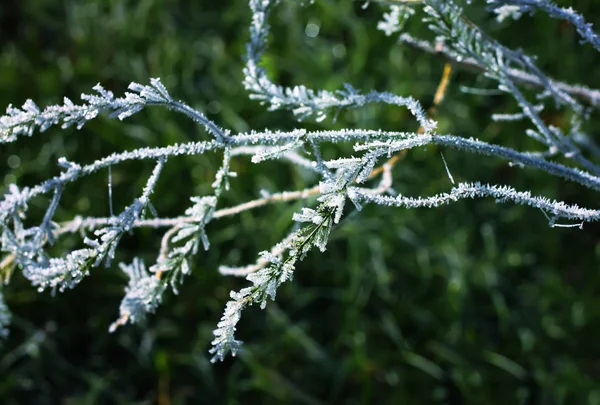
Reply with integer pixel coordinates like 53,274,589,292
400,33,600,107
53,186,322,237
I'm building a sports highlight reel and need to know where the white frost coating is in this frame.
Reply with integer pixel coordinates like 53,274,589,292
0,0,598,358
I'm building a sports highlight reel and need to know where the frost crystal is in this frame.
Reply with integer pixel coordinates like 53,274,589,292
492,5,523,22
377,5,415,36
109,258,166,332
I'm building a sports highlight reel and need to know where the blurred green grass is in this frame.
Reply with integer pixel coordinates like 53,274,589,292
1,0,600,403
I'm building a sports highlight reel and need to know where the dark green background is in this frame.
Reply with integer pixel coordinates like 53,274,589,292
1,0,600,403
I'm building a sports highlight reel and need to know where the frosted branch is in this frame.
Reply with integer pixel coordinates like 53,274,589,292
355,181,600,224
487,0,600,53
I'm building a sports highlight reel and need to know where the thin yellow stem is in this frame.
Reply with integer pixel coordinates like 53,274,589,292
369,62,453,179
